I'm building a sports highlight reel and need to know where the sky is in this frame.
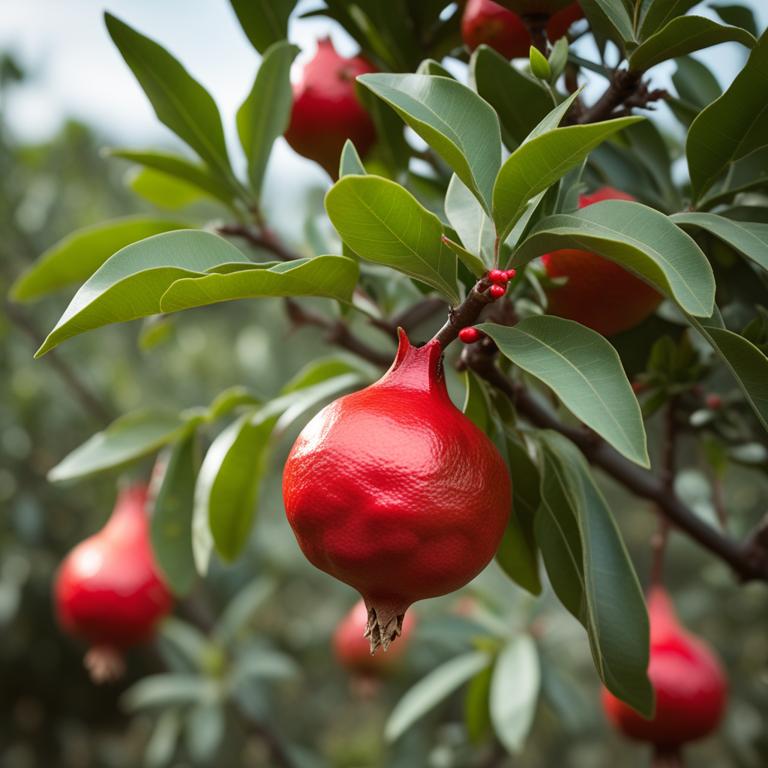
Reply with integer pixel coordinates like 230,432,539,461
2,0,765,206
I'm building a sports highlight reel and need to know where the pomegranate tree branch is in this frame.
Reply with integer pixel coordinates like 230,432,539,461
523,14,549,55
466,353,768,584
575,68,667,124
216,223,298,262
248,719,297,768
432,279,495,349
651,400,676,586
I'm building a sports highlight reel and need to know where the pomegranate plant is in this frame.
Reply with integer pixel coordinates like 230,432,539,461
7,0,768,764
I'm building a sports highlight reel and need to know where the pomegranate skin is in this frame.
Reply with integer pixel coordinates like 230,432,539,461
334,599,415,676
462,0,583,58
602,587,728,749
55,485,172,650
285,38,377,179
283,329,511,651
541,187,662,336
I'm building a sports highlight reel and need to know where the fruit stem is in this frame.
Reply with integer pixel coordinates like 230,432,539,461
431,278,496,349
523,13,549,55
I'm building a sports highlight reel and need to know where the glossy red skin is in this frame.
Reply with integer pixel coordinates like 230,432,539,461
334,599,415,676
462,0,583,58
285,38,377,179
55,485,172,649
541,187,662,336
283,330,511,617
602,588,728,748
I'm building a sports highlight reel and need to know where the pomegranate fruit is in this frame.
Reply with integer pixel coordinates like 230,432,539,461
541,187,662,336
462,0,583,59
334,599,415,676
602,587,727,753
55,484,172,681
283,329,511,652
285,38,377,179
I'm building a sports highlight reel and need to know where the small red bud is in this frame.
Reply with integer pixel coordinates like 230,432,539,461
504,268,517,280
705,393,722,410
459,327,481,344
489,284,506,299
488,269,508,284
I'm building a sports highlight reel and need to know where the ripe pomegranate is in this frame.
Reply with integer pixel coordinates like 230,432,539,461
285,38,377,179
602,587,727,755
461,0,583,59
541,187,662,336
334,599,415,676
55,484,172,681
283,329,511,652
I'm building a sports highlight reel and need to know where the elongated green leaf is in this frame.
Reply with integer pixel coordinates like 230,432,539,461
122,674,219,712
339,140,367,177
492,117,642,241
536,432,653,716
106,149,236,203
629,16,754,71
49,410,189,483
639,0,700,39
687,30,768,201
11,217,187,302
151,432,199,595
325,175,458,302
479,317,649,466
386,652,492,742
579,0,635,46
36,231,250,356
229,0,295,53
237,41,299,198
712,3,758,35
470,46,552,149
514,200,715,318
672,212,768,272
445,175,495,269
358,73,501,212
465,667,493,744
105,14,234,186
490,635,540,754
128,167,208,210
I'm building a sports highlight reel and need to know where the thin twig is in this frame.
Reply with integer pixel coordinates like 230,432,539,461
651,400,677,586
523,14,549,55
248,719,297,768
216,223,298,262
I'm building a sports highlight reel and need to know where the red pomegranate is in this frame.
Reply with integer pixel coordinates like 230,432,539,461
602,587,727,755
541,187,662,336
55,485,172,681
462,0,583,59
283,329,511,652
285,38,377,179
334,599,415,676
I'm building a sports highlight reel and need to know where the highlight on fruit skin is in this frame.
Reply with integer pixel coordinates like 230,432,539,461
54,484,173,682
333,599,415,677
283,329,512,653
602,587,728,753
461,0,583,59
541,186,663,336
285,37,377,179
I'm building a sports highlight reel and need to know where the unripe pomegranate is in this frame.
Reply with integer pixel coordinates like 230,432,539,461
334,599,415,676
602,587,727,752
55,485,172,681
285,38,377,179
462,0,583,59
541,187,662,336
283,329,511,652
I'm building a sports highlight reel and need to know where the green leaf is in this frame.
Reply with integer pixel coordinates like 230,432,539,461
106,149,236,203
687,29,768,201
184,703,225,764
194,410,276,566
339,140,367,177
385,652,492,742
629,16,754,71
672,56,721,110
214,578,276,645
579,0,635,46
671,212,768,272
489,635,540,754
496,438,542,595
35,231,250,356
470,46,551,150
325,175,458,302
151,431,199,595
464,667,493,744
229,0,295,53
160,255,359,313
358,73,501,212
104,14,235,187
492,116,642,242
237,41,299,199
48,410,189,483
529,46,551,80
282,355,375,393
638,0,700,39
123,674,219,711
479,317,649,467
445,175,495,270
535,432,653,716
712,3,758,36
127,167,208,210
513,200,715,318
10,217,187,302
